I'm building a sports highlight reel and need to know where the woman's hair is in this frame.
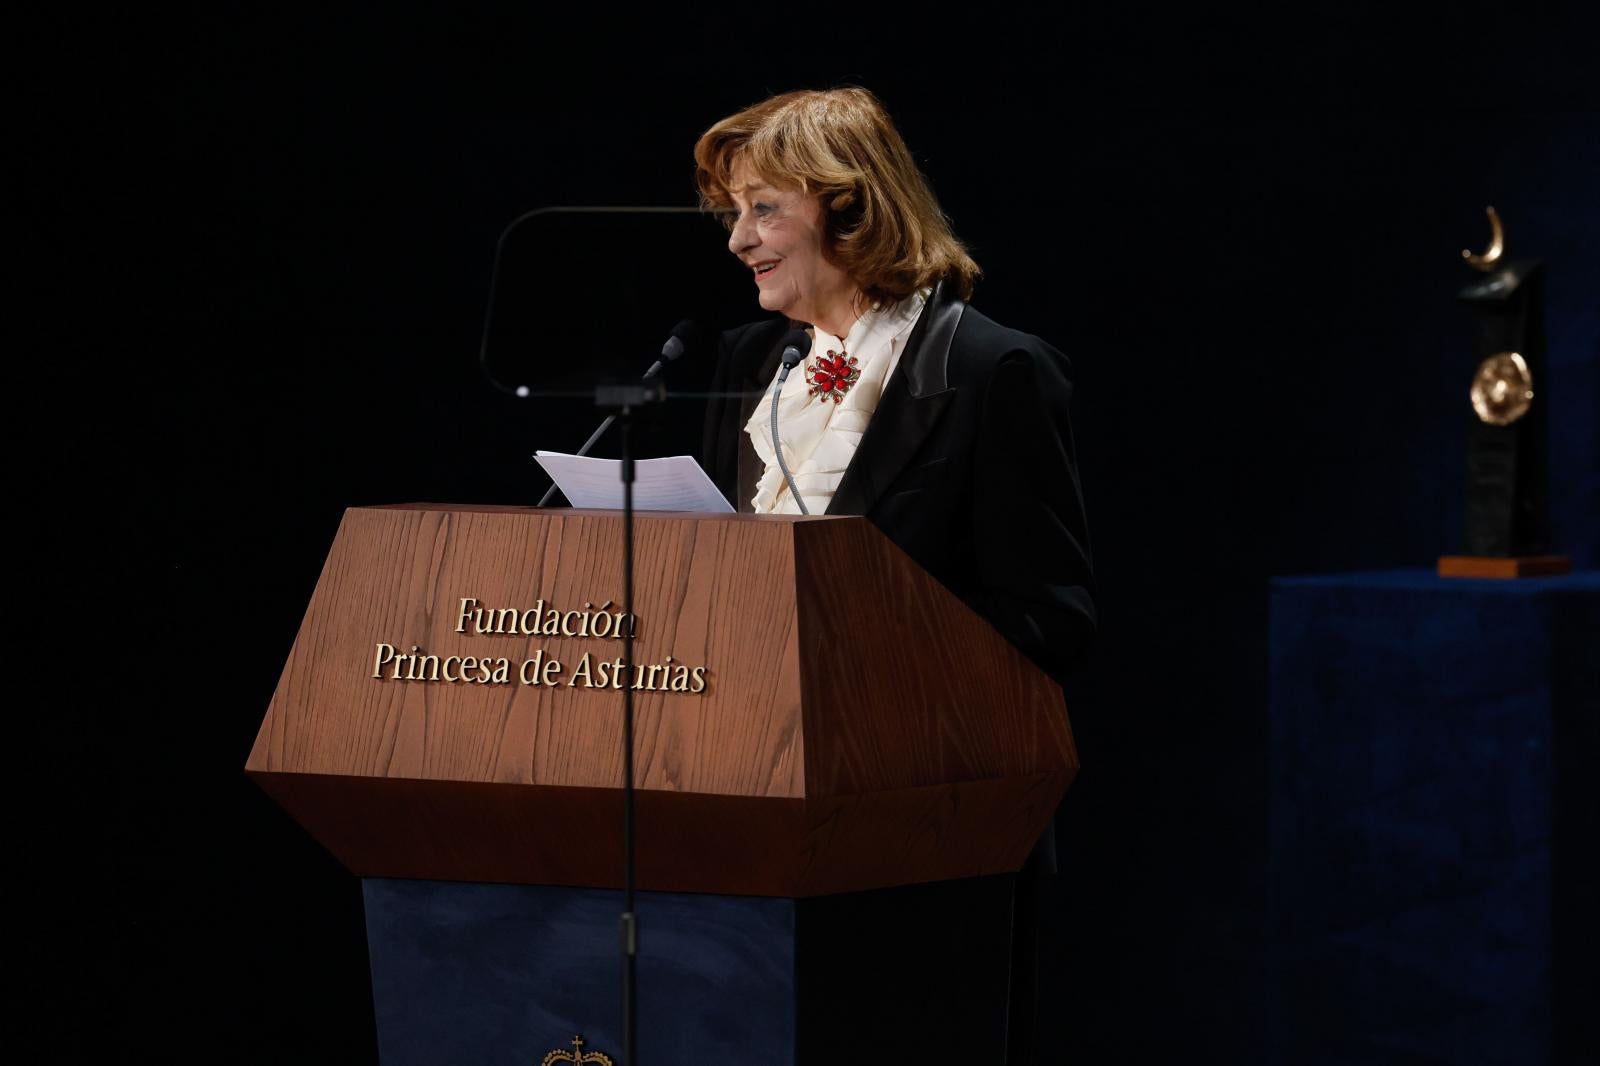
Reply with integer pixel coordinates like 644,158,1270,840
693,87,980,305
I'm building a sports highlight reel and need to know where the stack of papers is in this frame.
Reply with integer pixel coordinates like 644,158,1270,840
533,452,733,513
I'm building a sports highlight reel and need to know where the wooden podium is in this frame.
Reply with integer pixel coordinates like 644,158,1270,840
248,504,1078,1064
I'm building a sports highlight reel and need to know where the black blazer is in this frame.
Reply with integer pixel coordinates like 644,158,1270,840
703,283,1096,684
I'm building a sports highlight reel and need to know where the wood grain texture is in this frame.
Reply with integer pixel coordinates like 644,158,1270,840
792,518,1077,796
1438,554,1573,579
249,506,806,798
246,771,1068,896
247,505,1079,895
248,772,806,895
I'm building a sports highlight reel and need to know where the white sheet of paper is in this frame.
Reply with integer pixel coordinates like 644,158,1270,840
534,451,734,513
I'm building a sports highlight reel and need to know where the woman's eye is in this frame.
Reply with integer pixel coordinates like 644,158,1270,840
754,202,776,217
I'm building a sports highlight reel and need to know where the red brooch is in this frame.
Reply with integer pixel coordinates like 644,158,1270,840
806,348,859,404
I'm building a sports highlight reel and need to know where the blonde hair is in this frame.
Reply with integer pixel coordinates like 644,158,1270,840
693,87,980,305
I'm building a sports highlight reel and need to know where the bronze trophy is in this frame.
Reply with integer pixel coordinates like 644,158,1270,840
1438,208,1571,578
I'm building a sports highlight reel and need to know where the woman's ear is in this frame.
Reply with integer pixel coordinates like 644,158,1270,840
828,187,864,230
828,199,866,267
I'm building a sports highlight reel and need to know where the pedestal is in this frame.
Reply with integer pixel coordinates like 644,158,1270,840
1266,570,1598,1065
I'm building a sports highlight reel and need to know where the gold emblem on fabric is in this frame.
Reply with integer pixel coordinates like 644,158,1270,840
541,1034,614,1066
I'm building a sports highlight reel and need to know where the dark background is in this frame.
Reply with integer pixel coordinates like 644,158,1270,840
45,6,1597,1061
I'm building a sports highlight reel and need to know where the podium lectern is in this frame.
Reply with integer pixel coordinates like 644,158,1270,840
248,505,1077,1064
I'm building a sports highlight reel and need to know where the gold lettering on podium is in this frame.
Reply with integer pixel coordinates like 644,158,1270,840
373,594,706,694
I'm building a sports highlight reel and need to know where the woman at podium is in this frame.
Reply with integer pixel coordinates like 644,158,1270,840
695,87,1095,1065
697,87,1095,683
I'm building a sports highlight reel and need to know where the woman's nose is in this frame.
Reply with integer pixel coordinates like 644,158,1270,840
728,213,757,256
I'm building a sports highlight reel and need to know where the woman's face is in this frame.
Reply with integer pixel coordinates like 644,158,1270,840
724,160,855,327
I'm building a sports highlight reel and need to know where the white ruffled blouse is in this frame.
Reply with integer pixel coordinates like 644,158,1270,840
744,290,928,515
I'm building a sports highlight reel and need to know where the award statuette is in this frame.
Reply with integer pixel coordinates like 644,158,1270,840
1438,208,1571,579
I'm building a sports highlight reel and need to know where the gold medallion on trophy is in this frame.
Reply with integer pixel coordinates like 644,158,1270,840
1469,351,1534,426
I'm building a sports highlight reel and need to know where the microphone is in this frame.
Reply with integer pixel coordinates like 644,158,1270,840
535,320,701,506
770,328,812,515
640,319,701,385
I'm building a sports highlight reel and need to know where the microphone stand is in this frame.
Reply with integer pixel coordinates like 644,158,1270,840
536,349,672,507
535,415,617,505
537,342,688,505
593,378,664,1066
475,208,705,1066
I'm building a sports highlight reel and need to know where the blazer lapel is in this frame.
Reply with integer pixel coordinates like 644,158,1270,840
826,283,964,516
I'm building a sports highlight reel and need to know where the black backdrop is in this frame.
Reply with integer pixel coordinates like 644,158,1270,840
52,7,1597,1062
